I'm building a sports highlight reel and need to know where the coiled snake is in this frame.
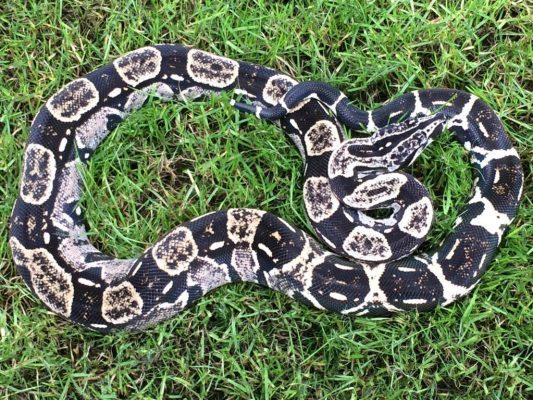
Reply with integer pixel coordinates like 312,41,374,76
9,45,523,332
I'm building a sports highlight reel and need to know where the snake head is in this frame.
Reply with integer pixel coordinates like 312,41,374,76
328,113,446,179
303,113,445,263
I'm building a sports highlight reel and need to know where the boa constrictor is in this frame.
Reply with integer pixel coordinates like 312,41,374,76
9,45,523,332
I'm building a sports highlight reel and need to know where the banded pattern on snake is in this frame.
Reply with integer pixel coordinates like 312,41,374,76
9,45,523,332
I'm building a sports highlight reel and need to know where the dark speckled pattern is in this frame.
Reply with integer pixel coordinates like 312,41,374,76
9,45,523,332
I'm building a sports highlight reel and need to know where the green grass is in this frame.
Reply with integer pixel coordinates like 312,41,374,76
0,0,531,398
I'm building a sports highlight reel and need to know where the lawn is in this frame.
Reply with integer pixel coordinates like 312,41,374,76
0,0,531,398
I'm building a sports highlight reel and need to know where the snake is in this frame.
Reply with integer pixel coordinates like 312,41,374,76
9,45,523,332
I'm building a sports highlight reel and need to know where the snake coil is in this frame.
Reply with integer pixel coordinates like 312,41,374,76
10,45,523,331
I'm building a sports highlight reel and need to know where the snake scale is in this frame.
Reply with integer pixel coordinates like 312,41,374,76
9,45,523,332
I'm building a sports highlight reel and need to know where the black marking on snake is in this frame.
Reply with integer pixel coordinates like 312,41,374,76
10,45,523,332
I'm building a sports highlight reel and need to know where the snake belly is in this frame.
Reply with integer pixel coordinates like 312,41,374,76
9,45,523,332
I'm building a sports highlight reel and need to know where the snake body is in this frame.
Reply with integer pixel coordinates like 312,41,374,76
9,45,523,331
